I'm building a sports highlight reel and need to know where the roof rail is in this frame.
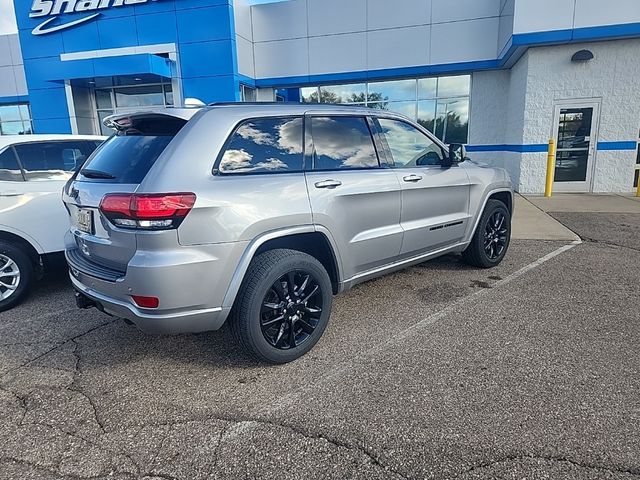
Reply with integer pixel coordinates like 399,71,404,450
207,101,371,107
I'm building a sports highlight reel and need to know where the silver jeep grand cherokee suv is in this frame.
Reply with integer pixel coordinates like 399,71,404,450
64,103,513,363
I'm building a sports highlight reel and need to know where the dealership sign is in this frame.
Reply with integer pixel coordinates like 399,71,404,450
29,0,156,35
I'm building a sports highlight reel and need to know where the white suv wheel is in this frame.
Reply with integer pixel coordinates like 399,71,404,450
0,254,21,301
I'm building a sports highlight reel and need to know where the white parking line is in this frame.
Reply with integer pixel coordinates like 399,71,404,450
267,239,582,414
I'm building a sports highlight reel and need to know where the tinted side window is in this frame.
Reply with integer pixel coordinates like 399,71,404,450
378,118,445,167
219,117,303,174
15,141,99,181
311,116,379,170
0,148,23,182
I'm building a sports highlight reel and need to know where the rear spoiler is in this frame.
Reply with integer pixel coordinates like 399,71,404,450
103,109,199,134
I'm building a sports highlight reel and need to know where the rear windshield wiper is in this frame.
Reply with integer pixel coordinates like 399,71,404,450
81,169,116,180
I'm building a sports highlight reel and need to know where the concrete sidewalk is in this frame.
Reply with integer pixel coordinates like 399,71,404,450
526,193,640,213
512,195,580,241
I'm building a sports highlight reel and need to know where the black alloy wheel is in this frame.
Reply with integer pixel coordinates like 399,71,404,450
260,270,323,350
230,248,333,364
483,210,509,260
462,199,511,268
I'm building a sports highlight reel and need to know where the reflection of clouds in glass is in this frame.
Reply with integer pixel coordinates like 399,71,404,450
220,148,253,171
367,79,416,102
277,118,303,154
436,76,470,97
220,149,288,172
220,117,303,173
236,123,274,145
439,99,469,123
262,158,288,170
380,119,442,166
313,118,377,168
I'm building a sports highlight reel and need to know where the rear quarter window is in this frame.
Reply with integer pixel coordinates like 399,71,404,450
217,117,303,174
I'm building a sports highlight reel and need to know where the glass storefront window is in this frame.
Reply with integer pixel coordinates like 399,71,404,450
94,79,173,136
95,90,112,109
434,98,469,144
301,87,319,103
319,84,366,103
291,75,471,143
417,100,437,132
367,79,416,103
0,104,33,136
417,77,437,99
115,85,165,108
240,84,256,102
164,84,174,106
368,100,416,118
437,75,470,98
0,105,22,122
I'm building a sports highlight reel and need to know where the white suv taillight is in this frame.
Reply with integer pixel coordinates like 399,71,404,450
99,193,196,230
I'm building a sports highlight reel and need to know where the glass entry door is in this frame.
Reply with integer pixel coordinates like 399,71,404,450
552,102,600,192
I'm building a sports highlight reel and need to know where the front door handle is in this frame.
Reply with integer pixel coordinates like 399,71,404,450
402,174,423,183
0,191,22,197
314,179,342,189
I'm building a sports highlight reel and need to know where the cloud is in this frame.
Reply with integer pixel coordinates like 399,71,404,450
276,118,303,154
219,148,253,171
219,149,288,173
312,117,378,168
379,119,444,166
0,0,17,35
236,123,274,146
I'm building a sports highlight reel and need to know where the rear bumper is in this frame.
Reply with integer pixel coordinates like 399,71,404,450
71,275,230,334
65,240,247,334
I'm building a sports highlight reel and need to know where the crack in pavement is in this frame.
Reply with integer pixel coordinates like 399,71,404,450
70,337,107,435
455,453,640,478
0,320,115,384
579,237,640,253
134,414,409,480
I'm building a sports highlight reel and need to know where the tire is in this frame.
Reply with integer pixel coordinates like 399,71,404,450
230,248,333,364
462,199,511,268
0,241,34,313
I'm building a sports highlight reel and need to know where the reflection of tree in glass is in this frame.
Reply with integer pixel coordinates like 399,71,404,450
419,112,468,144
308,90,387,108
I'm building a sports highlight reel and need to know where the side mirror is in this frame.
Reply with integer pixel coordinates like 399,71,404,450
446,144,466,165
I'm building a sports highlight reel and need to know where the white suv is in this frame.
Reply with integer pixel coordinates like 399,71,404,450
0,134,105,311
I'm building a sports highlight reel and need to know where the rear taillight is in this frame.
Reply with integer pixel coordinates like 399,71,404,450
99,193,196,230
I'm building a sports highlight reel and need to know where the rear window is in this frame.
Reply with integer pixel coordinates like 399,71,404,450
79,115,185,184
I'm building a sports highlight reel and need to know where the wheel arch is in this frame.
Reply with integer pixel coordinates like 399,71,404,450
467,188,514,243
0,229,41,270
222,226,342,310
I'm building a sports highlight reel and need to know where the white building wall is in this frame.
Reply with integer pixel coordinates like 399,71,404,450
522,39,640,193
513,0,640,34
469,38,640,194
250,0,505,79
233,0,256,79
0,34,27,98
468,54,530,190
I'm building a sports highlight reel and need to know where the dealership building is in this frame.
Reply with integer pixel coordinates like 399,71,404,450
0,0,639,193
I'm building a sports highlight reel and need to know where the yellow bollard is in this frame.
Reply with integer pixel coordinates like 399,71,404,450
636,172,640,197
544,138,556,197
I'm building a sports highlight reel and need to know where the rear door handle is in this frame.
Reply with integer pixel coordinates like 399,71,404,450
0,191,22,197
402,174,423,183
314,179,342,189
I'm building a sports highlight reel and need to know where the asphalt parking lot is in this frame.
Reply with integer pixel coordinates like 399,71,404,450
1,208,639,479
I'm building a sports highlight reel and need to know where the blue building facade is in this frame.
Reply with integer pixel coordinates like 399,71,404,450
13,0,241,134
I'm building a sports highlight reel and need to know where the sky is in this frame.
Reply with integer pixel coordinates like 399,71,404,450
0,0,17,35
